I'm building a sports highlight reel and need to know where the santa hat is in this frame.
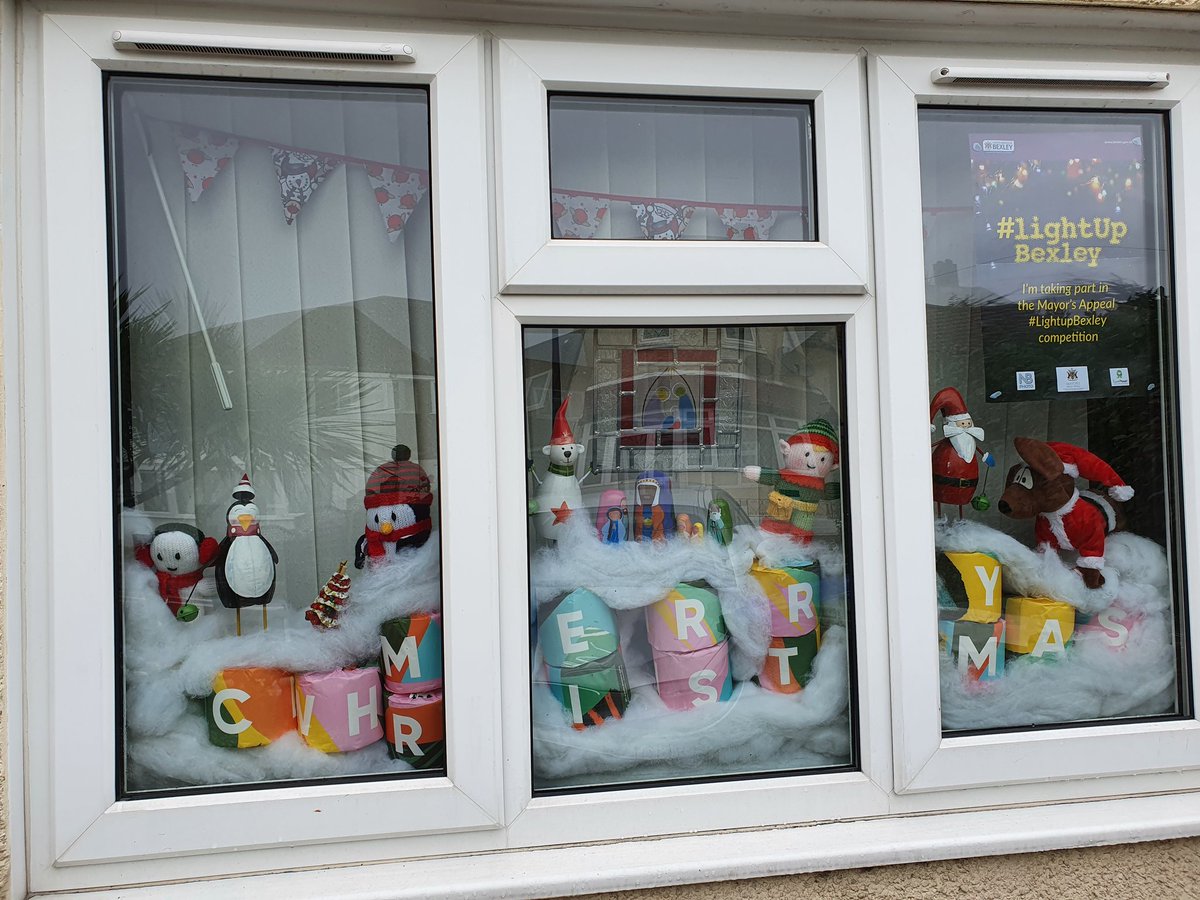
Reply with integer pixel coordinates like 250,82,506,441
1047,441,1134,501
364,444,433,510
550,396,576,446
930,387,972,425
232,473,255,500
786,418,840,465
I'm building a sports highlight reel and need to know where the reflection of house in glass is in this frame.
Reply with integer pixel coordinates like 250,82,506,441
523,327,842,504
638,368,699,432
122,294,438,604
638,370,698,432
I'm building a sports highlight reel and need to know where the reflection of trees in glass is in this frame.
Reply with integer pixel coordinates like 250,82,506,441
118,286,416,508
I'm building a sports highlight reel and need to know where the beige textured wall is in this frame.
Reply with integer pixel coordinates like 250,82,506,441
587,837,1200,899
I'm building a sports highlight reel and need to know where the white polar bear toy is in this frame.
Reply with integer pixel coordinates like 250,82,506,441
532,396,588,542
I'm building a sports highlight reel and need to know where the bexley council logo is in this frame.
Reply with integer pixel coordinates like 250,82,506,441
972,139,1016,153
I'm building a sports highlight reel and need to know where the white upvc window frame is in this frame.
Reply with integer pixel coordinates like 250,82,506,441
871,51,1200,794
493,31,871,295
492,294,894,844
20,12,505,893
15,8,1200,895
488,28,891,845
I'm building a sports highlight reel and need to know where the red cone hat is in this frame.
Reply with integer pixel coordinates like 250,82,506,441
550,396,576,446
1047,442,1134,501
233,473,255,500
930,386,970,424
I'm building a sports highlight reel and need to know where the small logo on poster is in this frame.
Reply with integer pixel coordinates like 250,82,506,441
1016,371,1036,391
972,139,1016,153
1110,367,1131,387
1056,365,1090,392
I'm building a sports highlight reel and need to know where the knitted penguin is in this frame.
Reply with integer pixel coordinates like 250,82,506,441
354,445,434,569
743,418,840,544
135,523,219,619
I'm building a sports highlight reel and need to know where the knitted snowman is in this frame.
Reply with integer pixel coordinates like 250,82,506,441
354,445,434,569
135,523,219,619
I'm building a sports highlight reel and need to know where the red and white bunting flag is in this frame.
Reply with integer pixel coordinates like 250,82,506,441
630,201,695,240
364,164,429,241
717,206,778,241
551,192,610,239
174,126,239,202
271,147,341,225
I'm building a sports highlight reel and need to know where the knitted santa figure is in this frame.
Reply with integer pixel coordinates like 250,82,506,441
1034,441,1133,580
354,445,434,569
743,418,840,544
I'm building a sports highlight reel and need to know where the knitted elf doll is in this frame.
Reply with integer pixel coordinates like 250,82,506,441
742,418,840,544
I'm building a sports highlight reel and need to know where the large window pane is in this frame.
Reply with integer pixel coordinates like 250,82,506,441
109,76,445,794
548,95,816,241
523,325,855,791
918,109,1188,732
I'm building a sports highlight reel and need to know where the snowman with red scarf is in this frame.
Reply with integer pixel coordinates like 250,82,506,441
135,523,219,619
354,444,434,568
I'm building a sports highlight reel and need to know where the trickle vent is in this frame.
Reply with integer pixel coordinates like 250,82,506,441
954,77,1161,89
932,66,1169,90
112,30,415,64
131,42,393,62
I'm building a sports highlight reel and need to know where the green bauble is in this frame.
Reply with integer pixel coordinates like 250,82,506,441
970,494,991,512
176,603,199,622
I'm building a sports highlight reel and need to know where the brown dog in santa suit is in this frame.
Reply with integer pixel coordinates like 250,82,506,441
997,437,1134,588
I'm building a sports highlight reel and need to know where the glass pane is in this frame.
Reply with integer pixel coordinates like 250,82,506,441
548,95,816,241
109,76,445,795
523,325,855,791
918,109,1188,733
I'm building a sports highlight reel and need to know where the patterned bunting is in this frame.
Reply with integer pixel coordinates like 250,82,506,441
271,148,341,225
364,164,429,241
174,126,239,202
717,206,779,241
552,192,611,239
631,201,696,240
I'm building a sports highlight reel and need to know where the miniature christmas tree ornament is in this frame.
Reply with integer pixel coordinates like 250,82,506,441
214,473,278,635
306,561,351,629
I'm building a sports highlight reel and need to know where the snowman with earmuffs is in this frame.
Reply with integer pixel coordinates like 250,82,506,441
135,523,219,620
529,396,591,542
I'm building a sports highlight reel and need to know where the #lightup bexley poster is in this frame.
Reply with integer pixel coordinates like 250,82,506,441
972,128,1165,403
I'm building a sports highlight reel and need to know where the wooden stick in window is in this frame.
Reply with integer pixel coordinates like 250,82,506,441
128,97,234,411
